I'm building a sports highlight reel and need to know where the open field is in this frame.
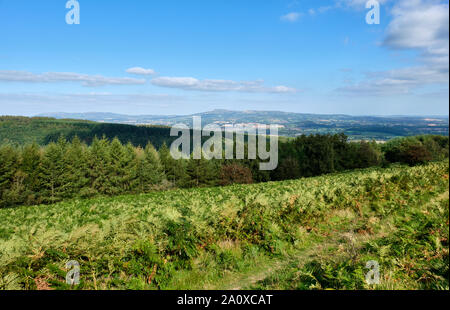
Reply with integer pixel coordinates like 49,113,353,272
0,161,448,290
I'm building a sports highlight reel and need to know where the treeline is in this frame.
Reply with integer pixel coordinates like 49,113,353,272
0,134,448,208
274,134,449,180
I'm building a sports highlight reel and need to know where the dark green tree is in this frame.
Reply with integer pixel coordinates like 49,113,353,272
88,136,111,195
64,136,89,197
0,145,20,207
122,142,139,193
39,137,68,203
20,143,42,204
185,149,218,188
138,143,165,191
159,143,188,187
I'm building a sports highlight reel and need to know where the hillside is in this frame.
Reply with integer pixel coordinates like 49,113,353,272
0,161,448,290
39,110,450,141
0,116,174,147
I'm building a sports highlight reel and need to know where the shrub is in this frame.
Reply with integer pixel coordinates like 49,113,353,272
401,144,432,166
219,163,253,186
383,135,447,166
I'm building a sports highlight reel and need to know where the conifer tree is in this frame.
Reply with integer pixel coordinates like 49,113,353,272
39,137,68,203
135,142,165,192
144,142,165,185
0,145,20,207
159,143,176,182
88,136,111,195
20,143,42,204
159,143,188,187
122,142,138,193
64,136,89,197
108,137,129,195
134,146,146,192
185,148,218,188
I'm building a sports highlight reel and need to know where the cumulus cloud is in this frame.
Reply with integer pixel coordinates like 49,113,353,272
339,0,449,96
0,70,146,87
151,77,297,93
383,0,449,66
126,67,156,75
280,12,302,22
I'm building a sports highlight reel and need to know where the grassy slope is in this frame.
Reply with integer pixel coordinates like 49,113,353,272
0,162,448,290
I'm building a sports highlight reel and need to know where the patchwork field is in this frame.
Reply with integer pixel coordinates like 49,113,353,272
0,161,448,290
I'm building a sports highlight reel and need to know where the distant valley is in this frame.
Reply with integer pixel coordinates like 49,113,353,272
39,109,449,141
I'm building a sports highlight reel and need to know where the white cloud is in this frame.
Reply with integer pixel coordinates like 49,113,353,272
151,77,297,93
280,12,302,22
0,70,146,87
383,0,449,65
126,67,156,75
339,0,449,96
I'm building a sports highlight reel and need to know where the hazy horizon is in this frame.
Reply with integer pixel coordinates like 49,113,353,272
26,109,450,119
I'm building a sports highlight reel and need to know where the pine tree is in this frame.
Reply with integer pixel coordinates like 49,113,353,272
39,137,68,203
0,145,20,207
64,136,89,197
20,143,42,204
159,143,188,187
185,149,217,188
108,137,128,195
159,143,176,183
88,136,111,195
144,143,165,185
136,142,165,192
122,142,138,193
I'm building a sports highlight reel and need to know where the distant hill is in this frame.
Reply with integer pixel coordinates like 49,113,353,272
0,116,175,147
39,109,449,141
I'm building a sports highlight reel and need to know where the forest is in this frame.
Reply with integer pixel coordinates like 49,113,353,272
0,116,175,147
0,132,448,208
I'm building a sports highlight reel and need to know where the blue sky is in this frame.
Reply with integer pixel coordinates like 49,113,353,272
0,0,448,116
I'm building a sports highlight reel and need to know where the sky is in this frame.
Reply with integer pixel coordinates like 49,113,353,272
0,0,448,116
